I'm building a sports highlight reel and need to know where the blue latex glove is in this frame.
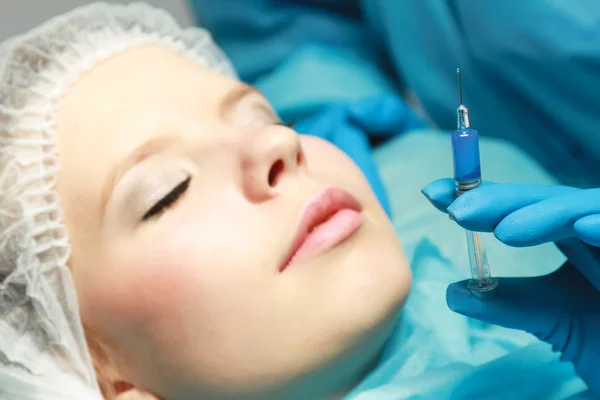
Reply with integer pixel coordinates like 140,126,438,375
421,178,600,394
294,93,426,217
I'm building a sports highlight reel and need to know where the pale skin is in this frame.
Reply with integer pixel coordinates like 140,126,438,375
54,45,412,399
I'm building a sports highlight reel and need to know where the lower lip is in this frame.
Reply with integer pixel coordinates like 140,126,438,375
287,209,365,266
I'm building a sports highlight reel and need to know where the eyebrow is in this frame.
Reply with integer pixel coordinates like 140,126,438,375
219,84,260,118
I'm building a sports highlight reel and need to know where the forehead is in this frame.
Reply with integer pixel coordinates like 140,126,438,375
54,46,238,230
57,45,237,143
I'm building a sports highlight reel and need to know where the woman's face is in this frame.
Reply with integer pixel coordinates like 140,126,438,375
55,46,410,399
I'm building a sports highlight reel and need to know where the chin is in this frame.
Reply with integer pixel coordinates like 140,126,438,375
321,211,411,343
319,232,410,400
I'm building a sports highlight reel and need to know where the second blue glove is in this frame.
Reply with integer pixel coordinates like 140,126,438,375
422,178,600,394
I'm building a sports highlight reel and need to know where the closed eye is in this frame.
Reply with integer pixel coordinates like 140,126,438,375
142,177,191,221
276,121,295,129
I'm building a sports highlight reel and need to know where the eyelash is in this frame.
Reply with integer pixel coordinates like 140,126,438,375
142,177,191,221
276,121,295,128
140,122,292,222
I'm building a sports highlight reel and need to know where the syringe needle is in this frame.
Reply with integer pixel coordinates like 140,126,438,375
457,68,463,105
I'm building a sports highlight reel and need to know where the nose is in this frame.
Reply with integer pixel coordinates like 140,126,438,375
238,125,305,201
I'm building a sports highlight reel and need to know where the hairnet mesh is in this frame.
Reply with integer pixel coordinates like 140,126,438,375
0,2,235,398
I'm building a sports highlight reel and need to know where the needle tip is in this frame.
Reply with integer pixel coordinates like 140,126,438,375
457,68,463,105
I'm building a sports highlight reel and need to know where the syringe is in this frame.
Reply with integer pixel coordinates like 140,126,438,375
451,69,498,295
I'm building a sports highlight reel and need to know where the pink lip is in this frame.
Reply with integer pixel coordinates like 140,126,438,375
280,187,365,272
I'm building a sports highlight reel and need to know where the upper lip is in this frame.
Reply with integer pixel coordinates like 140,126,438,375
279,186,362,271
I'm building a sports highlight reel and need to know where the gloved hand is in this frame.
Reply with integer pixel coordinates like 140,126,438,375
422,178,600,393
293,93,426,217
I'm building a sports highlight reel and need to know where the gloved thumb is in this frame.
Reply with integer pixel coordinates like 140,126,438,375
446,277,556,338
446,262,593,343
448,264,600,395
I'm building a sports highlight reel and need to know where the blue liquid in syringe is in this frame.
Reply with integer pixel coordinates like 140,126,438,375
451,127,481,181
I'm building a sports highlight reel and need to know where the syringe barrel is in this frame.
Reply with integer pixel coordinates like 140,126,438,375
465,229,498,294
451,127,481,183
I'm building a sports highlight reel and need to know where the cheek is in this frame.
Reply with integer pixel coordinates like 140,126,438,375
77,250,197,336
78,215,262,341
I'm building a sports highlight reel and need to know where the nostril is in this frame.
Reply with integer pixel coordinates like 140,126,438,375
296,150,303,165
268,159,285,186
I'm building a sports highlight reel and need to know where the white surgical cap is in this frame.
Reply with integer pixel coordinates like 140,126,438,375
0,2,235,399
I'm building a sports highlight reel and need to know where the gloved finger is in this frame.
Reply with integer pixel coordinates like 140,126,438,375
449,262,600,394
494,188,600,247
446,262,598,347
447,183,579,232
447,277,550,338
421,178,498,215
572,214,600,247
421,178,459,212
347,93,427,136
